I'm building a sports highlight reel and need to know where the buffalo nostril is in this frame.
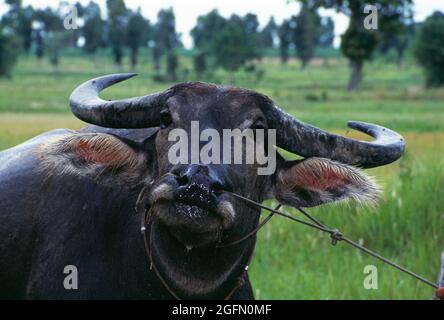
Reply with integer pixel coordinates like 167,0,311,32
210,182,226,196
177,174,189,186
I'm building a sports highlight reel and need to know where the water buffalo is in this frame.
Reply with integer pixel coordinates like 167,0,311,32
0,74,405,299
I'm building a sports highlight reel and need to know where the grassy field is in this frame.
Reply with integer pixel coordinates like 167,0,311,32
0,54,443,299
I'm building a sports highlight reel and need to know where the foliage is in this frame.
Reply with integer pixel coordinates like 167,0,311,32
82,1,105,55
191,11,262,79
1,1,34,53
319,16,334,47
45,31,70,71
151,8,180,81
106,0,128,66
191,9,226,51
0,26,20,77
261,17,277,48
193,51,207,77
33,29,44,59
296,0,414,90
377,1,414,66
340,23,377,64
211,15,261,76
154,8,179,52
190,10,225,78
413,11,444,88
126,8,150,69
278,19,292,64
293,4,321,69
167,51,178,81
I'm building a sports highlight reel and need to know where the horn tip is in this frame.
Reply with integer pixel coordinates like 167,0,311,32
113,73,138,81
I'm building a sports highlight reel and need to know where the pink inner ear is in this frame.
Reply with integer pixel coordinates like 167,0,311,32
293,166,351,191
76,141,117,165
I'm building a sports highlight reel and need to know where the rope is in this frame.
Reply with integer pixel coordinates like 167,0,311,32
226,191,439,290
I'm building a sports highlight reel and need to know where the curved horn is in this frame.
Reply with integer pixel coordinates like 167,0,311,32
69,73,169,128
266,106,405,168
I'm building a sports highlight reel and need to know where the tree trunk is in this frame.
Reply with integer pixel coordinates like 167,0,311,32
347,60,363,92
154,58,161,73
229,72,236,85
280,47,289,65
130,48,138,71
396,48,404,69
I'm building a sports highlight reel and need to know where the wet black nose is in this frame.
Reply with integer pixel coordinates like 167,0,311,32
175,165,225,209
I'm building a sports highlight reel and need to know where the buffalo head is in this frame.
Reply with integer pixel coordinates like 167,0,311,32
67,73,405,249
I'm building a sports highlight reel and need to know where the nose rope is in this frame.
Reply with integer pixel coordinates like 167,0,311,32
225,191,441,295
217,205,280,248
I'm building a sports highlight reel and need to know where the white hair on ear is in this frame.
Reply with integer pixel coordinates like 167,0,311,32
276,157,381,207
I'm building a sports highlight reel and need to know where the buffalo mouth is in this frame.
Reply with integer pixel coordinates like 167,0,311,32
175,202,212,219
154,198,221,231
153,199,223,247
146,177,236,247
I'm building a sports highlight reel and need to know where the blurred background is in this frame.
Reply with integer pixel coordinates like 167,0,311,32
0,0,443,299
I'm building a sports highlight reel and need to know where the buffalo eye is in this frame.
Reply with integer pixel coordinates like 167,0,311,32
250,119,267,139
160,111,173,129
250,122,266,131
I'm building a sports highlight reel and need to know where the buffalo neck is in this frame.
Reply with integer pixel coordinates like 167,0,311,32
148,219,256,299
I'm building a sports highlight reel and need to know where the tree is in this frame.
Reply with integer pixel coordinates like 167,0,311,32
378,4,414,67
278,19,292,64
0,26,20,77
1,1,34,53
33,7,64,69
211,15,259,82
296,0,413,91
191,10,226,78
0,0,26,76
340,19,377,91
191,9,226,49
152,8,179,80
413,11,444,88
126,8,150,69
33,7,63,32
319,16,335,47
17,5,34,53
261,17,277,48
34,28,44,59
82,1,105,56
167,51,178,81
193,52,207,78
46,31,66,72
190,12,262,81
106,0,128,67
293,4,321,69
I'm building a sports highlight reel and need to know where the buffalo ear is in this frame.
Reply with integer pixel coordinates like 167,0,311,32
273,157,380,208
39,133,151,187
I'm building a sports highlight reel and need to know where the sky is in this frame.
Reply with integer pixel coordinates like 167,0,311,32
1,0,444,48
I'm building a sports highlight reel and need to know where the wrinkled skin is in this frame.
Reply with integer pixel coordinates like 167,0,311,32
0,83,384,299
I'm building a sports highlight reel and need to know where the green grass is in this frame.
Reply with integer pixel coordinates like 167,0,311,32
0,54,443,299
